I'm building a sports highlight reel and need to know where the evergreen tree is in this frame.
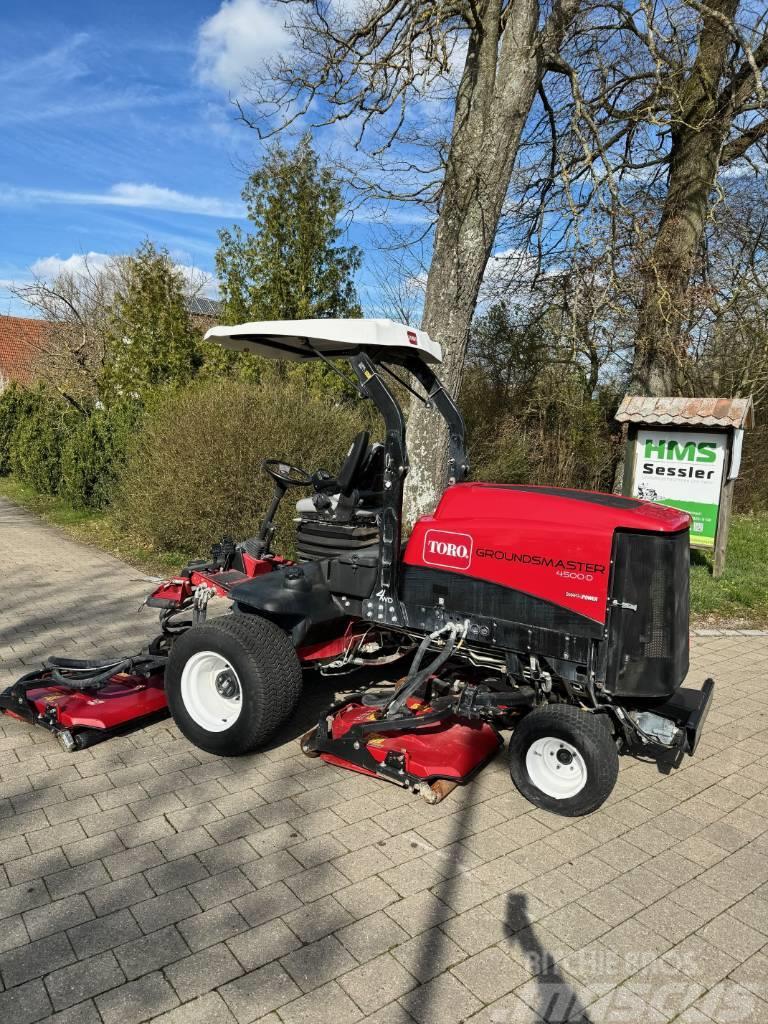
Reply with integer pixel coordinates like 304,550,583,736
101,241,199,402
216,135,362,324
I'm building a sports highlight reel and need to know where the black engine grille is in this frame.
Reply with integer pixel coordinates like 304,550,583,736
606,528,690,699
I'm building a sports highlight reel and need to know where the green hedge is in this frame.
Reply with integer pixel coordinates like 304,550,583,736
0,384,29,476
60,402,143,510
0,384,144,509
115,376,372,555
7,387,77,495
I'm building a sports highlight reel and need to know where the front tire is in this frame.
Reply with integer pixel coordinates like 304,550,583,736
165,613,302,756
508,704,619,816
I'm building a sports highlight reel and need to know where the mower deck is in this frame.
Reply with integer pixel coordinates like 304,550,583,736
0,656,169,751
305,695,503,802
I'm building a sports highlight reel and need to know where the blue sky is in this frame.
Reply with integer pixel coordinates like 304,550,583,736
0,0,395,316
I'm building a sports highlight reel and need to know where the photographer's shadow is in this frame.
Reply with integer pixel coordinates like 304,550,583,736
506,892,594,1024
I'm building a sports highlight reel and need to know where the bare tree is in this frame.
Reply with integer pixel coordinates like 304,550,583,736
11,256,119,411
629,0,768,393
239,0,583,517
366,225,430,325
688,185,768,402
520,0,768,395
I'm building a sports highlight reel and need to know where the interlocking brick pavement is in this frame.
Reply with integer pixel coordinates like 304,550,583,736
2,495,768,1023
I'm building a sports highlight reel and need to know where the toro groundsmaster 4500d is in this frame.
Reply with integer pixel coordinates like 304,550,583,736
1,319,714,816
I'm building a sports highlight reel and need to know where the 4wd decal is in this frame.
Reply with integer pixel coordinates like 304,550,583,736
423,529,473,571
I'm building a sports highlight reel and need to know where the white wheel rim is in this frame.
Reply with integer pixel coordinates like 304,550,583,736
180,651,242,733
526,735,587,800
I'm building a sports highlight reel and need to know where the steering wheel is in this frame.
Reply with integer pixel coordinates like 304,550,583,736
262,459,314,487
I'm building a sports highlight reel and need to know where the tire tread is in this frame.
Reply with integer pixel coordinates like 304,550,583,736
165,612,302,755
508,704,619,816
211,613,302,736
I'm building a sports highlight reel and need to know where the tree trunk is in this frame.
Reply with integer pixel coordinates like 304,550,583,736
404,0,579,521
630,0,739,397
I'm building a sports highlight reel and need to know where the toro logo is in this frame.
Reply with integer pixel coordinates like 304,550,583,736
407,330,418,345
423,529,473,571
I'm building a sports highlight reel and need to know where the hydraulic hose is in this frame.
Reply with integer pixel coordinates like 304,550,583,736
384,622,460,720
44,652,167,690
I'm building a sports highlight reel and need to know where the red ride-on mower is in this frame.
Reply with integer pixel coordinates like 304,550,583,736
1,319,714,815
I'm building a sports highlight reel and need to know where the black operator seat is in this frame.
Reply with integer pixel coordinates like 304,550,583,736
295,431,385,562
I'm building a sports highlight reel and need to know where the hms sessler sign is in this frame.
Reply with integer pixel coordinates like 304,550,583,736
630,429,726,548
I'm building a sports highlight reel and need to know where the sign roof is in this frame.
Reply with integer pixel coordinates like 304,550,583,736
615,396,754,429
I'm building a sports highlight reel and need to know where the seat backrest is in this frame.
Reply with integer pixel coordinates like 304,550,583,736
355,442,385,498
336,431,369,496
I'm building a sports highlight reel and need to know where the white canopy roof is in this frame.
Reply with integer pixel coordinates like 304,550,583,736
203,318,442,364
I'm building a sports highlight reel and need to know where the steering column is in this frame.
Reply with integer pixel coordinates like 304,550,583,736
251,460,316,558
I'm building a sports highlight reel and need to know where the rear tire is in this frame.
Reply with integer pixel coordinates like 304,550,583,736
165,613,302,756
508,704,619,816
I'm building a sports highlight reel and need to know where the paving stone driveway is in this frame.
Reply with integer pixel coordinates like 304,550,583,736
1,496,768,1024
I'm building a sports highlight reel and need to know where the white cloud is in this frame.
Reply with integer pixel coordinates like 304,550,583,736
329,0,366,17
196,0,290,92
30,252,219,299
30,252,112,279
478,246,564,308
0,34,190,128
0,182,242,218
38,253,211,295
107,183,241,217
718,157,768,181
0,33,89,86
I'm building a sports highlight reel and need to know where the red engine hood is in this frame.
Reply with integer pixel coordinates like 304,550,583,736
403,484,690,626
